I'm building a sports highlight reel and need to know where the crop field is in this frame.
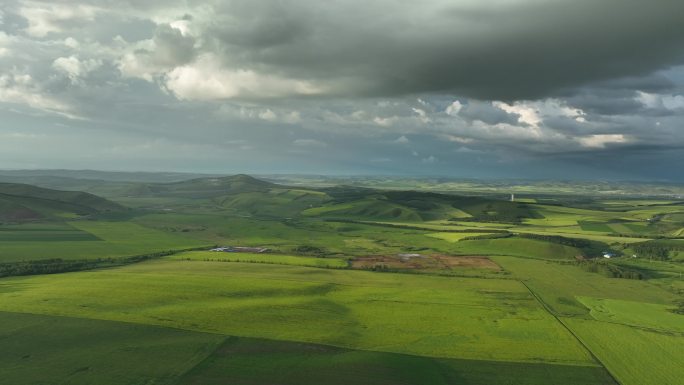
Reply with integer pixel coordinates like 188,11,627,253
492,256,679,316
0,259,596,365
578,221,614,233
0,311,223,385
576,296,684,333
172,250,349,268
426,231,492,242
0,223,101,242
564,318,684,385
178,337,616,385
451,237,581,260
0,221,209,262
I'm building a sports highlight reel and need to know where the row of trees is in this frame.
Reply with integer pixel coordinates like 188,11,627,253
576,260,643,280
630,241,683,261
0,249,200,278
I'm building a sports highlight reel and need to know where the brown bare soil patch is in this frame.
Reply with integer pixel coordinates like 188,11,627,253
432,255,501,270
351,254,500,271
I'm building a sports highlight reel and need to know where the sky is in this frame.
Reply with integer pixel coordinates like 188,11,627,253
1,0,684,181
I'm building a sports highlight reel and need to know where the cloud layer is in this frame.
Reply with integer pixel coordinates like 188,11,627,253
1,0,684,180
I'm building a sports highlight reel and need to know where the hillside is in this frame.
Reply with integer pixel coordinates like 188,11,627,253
0,183,124,222
114,175,542,222
123,174,277,199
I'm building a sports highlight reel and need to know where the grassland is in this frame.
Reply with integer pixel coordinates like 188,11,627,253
0,311,223,385
426,232,492,242
0,259,596,364
576,296,684,333
178,337,616,385
451,237,582,260
0,221,209,263
564,318,684,385
171,251,349,268
492,256,679,316
0,310,616,385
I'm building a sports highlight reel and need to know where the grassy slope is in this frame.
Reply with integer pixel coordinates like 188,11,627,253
0,183,123,221
0,259,595,365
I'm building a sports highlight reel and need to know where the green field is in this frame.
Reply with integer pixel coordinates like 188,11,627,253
425,232,492,242
564,318,684,385
0,221,209,262
577,296,684,333
178,337,615,385
0,311,222,385
0,222,101,242
492,256,679,316
0,259,596,364
172,251,349,268
451,237,581,260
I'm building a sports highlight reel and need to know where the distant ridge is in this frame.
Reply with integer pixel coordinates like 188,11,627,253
123,174,277,198
0,183,124,222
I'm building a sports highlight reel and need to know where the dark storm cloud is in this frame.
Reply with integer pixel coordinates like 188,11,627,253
196,0,684,100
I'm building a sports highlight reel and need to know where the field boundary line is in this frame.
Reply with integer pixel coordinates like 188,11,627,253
517,279,622,385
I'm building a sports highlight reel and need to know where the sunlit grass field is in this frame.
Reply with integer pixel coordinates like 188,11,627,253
171,250,349,268
564,318,684,385
0,258,595,365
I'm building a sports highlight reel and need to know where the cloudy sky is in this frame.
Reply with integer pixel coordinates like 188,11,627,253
1,0,684,180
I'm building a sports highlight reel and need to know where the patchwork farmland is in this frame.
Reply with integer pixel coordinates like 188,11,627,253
0,175,682,384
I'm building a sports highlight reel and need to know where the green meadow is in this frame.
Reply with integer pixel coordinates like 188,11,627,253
171,250,349,268
0,311,222,385
0,259,595,365
564,318,684,385
0,221,209,263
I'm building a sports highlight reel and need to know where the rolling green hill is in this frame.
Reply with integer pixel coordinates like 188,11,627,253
0,183,124,222
125,174,276,199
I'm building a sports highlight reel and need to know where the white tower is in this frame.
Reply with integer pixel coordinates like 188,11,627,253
510,193,515,202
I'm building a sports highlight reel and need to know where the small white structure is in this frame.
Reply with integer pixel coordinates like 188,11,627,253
211,246,269,253
603,252,614,259
510,194,515,202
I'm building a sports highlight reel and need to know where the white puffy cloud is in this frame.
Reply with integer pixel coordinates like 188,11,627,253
18,2,99,37
373,116,399,127
52,56,102,83
577,134,629,149
0,73,77,118
445,100,463,116
637,91,684,110
164,54,324,100
412,107,431,124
